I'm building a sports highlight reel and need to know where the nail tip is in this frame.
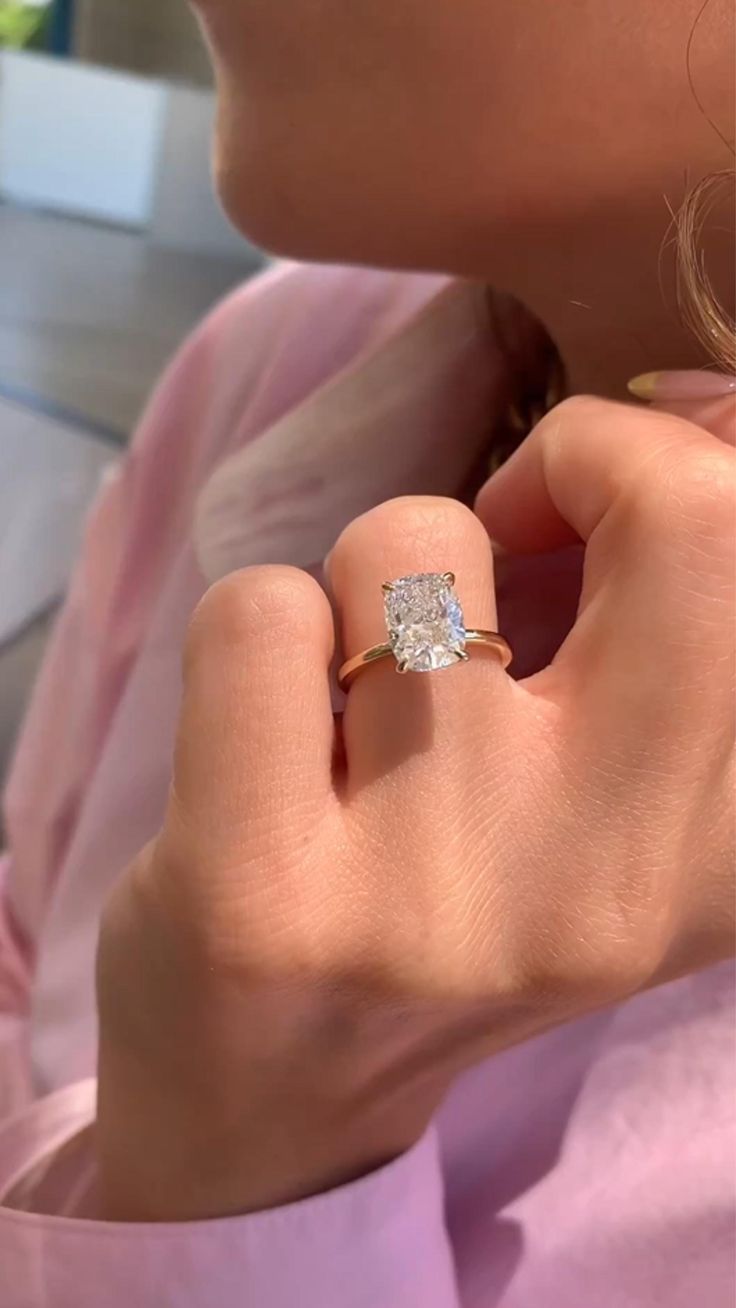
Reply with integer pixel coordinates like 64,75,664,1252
626,372,659,400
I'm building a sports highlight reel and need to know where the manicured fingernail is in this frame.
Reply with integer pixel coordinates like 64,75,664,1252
627,370,736,401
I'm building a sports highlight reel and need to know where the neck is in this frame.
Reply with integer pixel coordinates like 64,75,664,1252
491,175,733,401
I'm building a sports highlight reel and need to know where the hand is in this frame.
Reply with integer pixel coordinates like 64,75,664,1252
96,395,735,1221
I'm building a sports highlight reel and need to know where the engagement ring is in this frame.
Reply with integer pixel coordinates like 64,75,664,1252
337,571,512,691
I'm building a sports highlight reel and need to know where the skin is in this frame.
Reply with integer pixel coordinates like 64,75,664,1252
197,0,735,394
93,0,736,1219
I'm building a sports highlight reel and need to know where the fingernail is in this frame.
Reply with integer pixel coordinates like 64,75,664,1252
627,370,736,401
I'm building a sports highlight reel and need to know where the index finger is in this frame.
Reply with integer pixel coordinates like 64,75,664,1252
474,395,735,715
653,395,735,447
474,395,733,554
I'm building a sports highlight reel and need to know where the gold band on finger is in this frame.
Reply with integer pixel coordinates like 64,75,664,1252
338,628,512,692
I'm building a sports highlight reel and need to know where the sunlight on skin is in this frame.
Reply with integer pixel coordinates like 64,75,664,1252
193,0,734,395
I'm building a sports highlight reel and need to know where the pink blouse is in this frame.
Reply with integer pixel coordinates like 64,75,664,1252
0,262,733,1306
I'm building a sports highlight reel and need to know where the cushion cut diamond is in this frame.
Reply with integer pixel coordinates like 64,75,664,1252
384,572,466,672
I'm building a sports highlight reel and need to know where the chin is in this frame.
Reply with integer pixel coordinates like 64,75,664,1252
214,152,450,274
214,151,321,263
210,91,342,261
211,89,449,273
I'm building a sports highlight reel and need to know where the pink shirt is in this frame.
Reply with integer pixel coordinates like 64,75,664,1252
0,262,733,1306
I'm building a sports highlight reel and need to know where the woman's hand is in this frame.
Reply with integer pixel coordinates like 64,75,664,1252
96,395,735,1221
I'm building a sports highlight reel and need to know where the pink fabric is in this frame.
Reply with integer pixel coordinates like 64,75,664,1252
0,261,733,1306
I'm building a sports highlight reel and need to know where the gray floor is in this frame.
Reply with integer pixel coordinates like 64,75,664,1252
0,203,261,791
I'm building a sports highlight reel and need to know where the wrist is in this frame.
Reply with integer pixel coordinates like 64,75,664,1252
97,1041,437,1221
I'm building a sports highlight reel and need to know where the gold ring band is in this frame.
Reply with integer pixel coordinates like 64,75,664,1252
338,629,512,692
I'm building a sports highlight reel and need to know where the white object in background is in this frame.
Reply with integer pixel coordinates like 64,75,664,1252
151,84,254,259
0,398,115,645
0,51,166,227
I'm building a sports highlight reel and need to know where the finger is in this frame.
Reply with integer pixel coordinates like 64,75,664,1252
327,496,511,788
653,395,736,446
474,396,735,707
474,394,732,552
167,566,336,863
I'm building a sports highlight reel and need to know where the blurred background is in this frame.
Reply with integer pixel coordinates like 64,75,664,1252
0,0,264,786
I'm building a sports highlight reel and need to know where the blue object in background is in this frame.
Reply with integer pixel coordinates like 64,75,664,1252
48,0,72,54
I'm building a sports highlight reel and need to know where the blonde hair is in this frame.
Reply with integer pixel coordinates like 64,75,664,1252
675,170,736,374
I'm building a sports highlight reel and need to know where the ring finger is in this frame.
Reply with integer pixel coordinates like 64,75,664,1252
327,495,513,795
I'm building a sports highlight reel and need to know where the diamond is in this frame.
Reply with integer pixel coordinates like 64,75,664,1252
383,572,466,673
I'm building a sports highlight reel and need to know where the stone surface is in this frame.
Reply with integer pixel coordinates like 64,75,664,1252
383,572,466,672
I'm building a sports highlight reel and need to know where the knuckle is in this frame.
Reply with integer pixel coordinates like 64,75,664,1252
333,495,485,567
186,565,325,661
534,394,612,446
632,442,736,546
661,446,736,540
547,394,602,426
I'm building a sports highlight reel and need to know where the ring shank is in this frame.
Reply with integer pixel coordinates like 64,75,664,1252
337,629,512,692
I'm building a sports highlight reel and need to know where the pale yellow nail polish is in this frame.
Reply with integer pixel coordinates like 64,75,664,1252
626,372,660,400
